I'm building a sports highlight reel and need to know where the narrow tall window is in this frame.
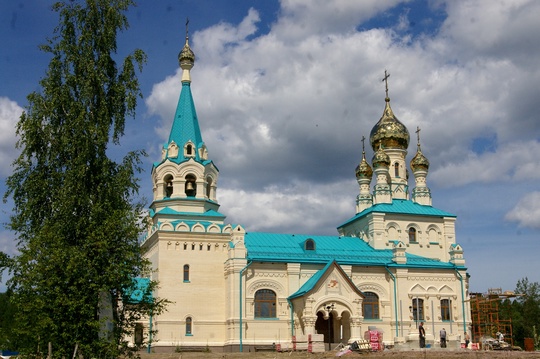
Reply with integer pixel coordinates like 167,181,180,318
206,177,212,198
409,227,417,242
254,289,277,318
441,299,451,321
185,174,196,197
186,144,192,155
362,292,380,319
183,264,190,282
185,317,192,335
134,323,143,345
164,175,173,198
412,298,424,321
394,162,400,177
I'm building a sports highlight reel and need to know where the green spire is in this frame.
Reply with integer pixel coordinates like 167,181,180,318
163,22,206,164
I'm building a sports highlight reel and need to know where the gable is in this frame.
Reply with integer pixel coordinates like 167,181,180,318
289,261,364,300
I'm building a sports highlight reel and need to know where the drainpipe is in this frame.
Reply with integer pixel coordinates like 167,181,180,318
147,311,153,353
454,268,467,334
384,266,399,338
287,298,295,339
239,261,252,352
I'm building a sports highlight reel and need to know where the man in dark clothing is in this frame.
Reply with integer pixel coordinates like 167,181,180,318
440,328,447,348
419,322,426,348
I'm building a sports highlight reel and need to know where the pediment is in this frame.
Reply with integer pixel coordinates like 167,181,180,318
289,261,364,300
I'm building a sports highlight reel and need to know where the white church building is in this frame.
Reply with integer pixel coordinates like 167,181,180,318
139,33,471,352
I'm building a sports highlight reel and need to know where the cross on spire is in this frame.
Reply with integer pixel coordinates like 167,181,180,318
361,135,366,154
416,126,421,149
186,17,190,37
382,70,390,99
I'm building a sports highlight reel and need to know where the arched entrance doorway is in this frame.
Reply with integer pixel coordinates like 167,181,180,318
314,309,353,348
315,311,334,348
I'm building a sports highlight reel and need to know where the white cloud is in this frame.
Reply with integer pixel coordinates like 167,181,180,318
440,0,540,67
430,140,540,187
219,179,354,235
0,97,22,176
505,192,540,229
146,0,540,238
274,0,402,41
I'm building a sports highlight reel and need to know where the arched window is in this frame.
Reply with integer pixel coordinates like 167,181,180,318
206,177,212,199
362,292,380,319
305,239,315,251
254,289,277,318
408,227,417,243
164,175,173,198
441,299,451,321
412,298,424,321
183,264,190,282
185,317,192,335
185,174,196,197
394,162,400,177
186,144,193,155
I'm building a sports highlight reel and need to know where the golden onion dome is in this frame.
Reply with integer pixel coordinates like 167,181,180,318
178,36,195,68
370,97,410,151
372,144,390,169
355,152,373,179
410,127,429,172
410,147,430,172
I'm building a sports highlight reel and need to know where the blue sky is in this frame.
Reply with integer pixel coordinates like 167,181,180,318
1,0,539,293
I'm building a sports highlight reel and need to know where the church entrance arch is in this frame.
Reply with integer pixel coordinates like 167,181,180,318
314,307,353,346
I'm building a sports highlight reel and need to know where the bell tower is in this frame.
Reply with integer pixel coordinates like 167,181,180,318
150,25,221,218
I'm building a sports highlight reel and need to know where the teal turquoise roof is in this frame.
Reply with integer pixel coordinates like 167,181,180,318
289,261,333,299
152,206,225,219
169,82,203,155
126,277,152,304
153,81,211,169
244,232,461,269
338,199,456,229
289,261,366,299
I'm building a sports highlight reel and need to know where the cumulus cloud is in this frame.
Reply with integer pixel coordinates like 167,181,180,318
505,192,540,229
219,179,354,235
146,0,540,236
0,97,22,176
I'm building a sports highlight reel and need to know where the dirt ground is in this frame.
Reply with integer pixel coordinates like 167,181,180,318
139,350,540,359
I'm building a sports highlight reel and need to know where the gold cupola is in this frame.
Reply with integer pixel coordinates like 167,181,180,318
356,137,373,179
179,19,195,83
372,143,390,169
410,126,430,172
370,71,410,151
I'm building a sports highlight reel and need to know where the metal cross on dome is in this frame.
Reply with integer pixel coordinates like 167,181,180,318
382,70,390,98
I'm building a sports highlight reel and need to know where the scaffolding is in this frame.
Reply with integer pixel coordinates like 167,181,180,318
470,288,521,346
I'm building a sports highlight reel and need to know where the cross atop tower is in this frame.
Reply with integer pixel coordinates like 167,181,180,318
416,126,421,149
361,135,366,154
382,70,390,99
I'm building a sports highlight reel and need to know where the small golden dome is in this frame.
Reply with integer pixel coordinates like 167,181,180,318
370,97,410,151
410,126,429,172
356,152,373,179
178,37,195,68
372,144,390,169
411,147,430,172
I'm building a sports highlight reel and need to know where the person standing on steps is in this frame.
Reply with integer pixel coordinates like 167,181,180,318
419,322,426,348
440,328,447,348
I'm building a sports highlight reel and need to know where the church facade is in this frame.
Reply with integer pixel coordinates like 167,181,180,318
140,35,471,352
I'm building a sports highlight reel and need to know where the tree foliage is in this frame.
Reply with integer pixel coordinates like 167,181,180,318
3,0,165,357
512,277,540,348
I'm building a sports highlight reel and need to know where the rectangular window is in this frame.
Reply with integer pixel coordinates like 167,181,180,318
441,299,451,321
412,298,424,321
